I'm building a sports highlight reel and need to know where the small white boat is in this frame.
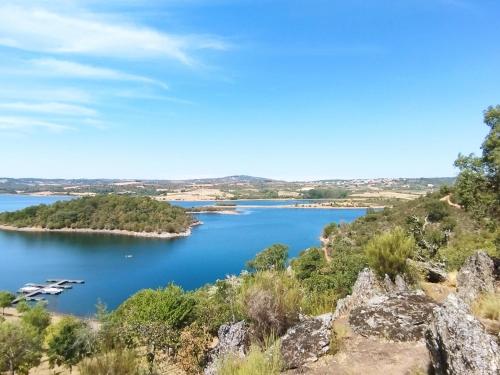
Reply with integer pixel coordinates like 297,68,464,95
41,287,63,295
19,286,39,293
125,254,133,258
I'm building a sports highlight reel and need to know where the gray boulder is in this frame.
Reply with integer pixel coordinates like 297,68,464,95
457,251,495,305
349,291,437,341
333,268,385,320
426,294,500,375
408,259,448,283
204,321,250,375
280,313,333,370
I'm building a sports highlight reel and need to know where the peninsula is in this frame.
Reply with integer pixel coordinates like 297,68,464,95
0,195,196,238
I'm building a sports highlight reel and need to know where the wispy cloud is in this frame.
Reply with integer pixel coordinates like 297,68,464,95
0,5,228,66
0,87,92,104
30,58,169,89
0,116,72,132
0,102,98,116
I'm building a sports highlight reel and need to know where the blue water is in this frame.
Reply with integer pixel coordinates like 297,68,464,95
0,195,365,316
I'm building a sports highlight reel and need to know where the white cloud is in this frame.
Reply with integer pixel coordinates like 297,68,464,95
0,116,72,132
29,58,168,89
0,5,227,65
0,87,92,104
0,102,97,116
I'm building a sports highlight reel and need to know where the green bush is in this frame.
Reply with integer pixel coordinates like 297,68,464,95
425,200,450,222
21,302,51,334
291,248,326,281
238,271,302,339
193,279,241,335
438,230,498,270
365,227,415,280
246,244,288,272
322,223,338,238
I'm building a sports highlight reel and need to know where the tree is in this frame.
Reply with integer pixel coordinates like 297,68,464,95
0,321,42,375
246,244,289,272
365,227,415,280
0,291,15,316
454,105,499,222
114,284,195,373
21,302,51,334
46,317,95,373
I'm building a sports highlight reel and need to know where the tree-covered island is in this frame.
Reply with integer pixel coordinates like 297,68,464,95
0,195,196,238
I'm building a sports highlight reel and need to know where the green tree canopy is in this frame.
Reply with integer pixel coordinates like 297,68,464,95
0,321,42,375
21,302,51,335
246,244,289,272
454,105,499,222
46,317,95,372
0,291,14,316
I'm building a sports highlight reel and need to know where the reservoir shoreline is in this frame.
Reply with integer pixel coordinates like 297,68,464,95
0,222,201,239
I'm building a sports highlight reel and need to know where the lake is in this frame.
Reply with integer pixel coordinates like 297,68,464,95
0,194,365,316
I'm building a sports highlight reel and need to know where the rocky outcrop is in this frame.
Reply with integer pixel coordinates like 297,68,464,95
280,313,333,370
457,251,495,305
408,259,448,283
333,268,385,320
204,321,250,375
349,291,437,341
426,294,500,375
383,274,409,293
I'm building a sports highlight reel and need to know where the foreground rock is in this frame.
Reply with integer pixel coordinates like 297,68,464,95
286,335,431,375
456,251,495,305
333,268,385,320
349,291,437,341
204,321,250,375
280,313,333,370
426,294,500,375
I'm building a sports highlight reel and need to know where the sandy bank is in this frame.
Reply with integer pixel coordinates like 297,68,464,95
0,223,201,239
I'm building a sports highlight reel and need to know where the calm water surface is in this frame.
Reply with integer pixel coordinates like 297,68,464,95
0,194,365,316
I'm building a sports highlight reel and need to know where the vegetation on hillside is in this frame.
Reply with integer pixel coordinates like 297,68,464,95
0,106,497,374
0,195,193,234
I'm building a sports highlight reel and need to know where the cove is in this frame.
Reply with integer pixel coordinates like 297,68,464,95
0,194,365,316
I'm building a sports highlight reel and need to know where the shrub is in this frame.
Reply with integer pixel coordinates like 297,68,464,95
21,302,51,334
217,341,282,375
438,230,498,270
365,227,415,280
291,248,326,281
176,323,212,374
238,272,302,339
322,223,338,239
193,279,241,335
246,244,288,272
78,349,143,375
425,200,450,222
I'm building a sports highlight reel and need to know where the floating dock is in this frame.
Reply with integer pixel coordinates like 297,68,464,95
13,279,85,304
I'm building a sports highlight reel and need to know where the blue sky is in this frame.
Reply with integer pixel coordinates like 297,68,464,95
0,0,499,180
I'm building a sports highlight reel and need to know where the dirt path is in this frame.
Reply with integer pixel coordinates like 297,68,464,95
440,194,461,209
320,237,332,263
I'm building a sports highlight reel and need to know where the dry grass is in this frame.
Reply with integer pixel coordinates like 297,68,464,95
472,293,500,321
